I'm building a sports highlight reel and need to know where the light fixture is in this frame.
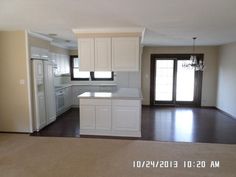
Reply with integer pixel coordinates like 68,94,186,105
183,37,204,71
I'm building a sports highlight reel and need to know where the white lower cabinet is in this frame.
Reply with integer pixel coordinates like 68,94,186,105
112,106,140,131
96,106,111,130
38,94,47,129
79,98,141,137
80,105,96,129
64,86,72,108
56,86,73,116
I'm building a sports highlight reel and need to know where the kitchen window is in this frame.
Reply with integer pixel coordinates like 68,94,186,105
91,71,114,81
70,56,90,80
70,56,114,81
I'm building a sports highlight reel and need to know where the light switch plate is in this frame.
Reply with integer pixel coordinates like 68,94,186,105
19,79,25,85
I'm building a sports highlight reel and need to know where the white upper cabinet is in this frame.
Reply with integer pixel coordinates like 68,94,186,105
78,38,95,71
40,48,50,59
30,47,50,60
78,37,140,72
53,53,70,76
112,37,140,71
73,27,144,72
30,46,41,59
64,55,70,74
94,38,111,71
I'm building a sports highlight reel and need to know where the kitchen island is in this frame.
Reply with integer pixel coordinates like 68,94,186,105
78,88,142,137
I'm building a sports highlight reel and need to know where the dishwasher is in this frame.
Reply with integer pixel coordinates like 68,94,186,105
56,89,65,113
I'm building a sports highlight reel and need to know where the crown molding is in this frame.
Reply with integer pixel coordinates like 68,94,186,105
28,31,53,42
72,27,145,35
50,42,69,49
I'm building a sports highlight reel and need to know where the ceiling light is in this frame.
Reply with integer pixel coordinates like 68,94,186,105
183,37,204,71
48,33,57,37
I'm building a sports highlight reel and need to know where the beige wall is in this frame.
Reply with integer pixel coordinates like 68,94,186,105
141,46,219,106
28,35,50,49
217,42,236,118
0,31,30,132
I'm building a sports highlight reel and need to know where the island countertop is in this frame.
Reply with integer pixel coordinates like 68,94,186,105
77,88,143,100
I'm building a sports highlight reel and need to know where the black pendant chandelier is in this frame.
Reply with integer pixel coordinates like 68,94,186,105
183,37,204,71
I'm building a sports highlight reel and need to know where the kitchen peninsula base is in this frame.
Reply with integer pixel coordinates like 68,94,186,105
78,89,142,137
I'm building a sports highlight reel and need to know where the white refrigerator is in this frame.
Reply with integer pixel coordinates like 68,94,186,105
31,59,56,131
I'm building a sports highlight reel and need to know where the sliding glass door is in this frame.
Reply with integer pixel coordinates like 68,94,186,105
155,59,174,103
176,60,195,102
150,54,203,106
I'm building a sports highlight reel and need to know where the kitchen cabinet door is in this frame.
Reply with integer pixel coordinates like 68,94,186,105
37,94,47,130
112,100,140,131
33,59,44,79
80,105,96,129
78,38,94,71
112,37,139,71
55,53,61,75
64,87,72,108
60,55,66,74
95,106,111,130
30,46,41,59
40,48,50,60
64,55,70,74
95,38,111,71
44,61,56,124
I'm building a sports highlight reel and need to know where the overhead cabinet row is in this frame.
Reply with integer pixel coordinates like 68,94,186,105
78,37,140,71
30,46,70,76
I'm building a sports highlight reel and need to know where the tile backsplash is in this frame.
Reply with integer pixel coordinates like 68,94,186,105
54,71,141,89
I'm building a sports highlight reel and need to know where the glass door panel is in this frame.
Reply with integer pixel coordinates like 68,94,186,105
176,60,195,102
155,60,174,101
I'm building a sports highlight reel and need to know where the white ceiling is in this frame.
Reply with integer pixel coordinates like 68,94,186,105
1,0,236,47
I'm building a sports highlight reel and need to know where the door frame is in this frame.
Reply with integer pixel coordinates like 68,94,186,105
150,54,204,107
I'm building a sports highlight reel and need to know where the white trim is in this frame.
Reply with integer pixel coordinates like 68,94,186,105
72,27,145,34
80,129,141,137
141,28,146,44
25,30,33,133
28,31,53,42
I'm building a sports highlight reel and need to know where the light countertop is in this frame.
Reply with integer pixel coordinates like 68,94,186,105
55,83,117,91
78,88,143,100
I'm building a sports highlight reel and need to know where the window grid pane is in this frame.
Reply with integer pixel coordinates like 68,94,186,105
73,58,79,67
73,69,90,78
176,60,195,101
155,60,174,101
94,71,112,79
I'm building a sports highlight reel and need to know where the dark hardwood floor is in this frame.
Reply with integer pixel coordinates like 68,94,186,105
32,109,80,137
31,107,236,144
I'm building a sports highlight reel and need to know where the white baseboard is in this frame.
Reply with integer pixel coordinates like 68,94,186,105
80,129,141,137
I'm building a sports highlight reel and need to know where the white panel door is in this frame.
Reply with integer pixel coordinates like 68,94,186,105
112,37,139,71
95,38,111,71
34,60,44,78
64,86,72,108
78,38,95,71
51,53,57,67
55,53,61,75
64,55,70,74
95,106,111,130
44,61,56,124
60,54,65,74
37,94,47,129
112,106,140,131
80,105,96,129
